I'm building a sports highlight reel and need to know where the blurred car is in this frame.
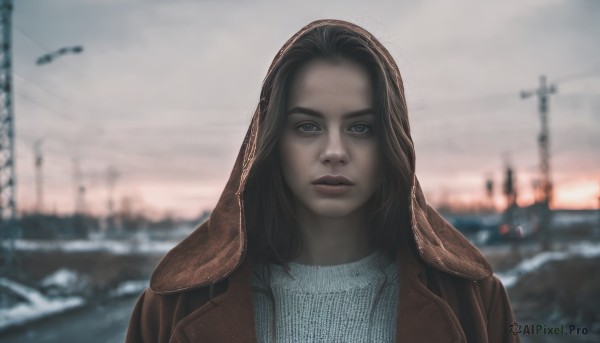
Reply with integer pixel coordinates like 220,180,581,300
498,206,540,241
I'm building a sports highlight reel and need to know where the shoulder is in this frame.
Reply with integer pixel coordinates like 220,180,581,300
425,266,516,321
126,282,228,343
474,274,507,297
437,269,512,312
126,288,186,343
428,269,520,342
475,274,521,342
473,274,515,320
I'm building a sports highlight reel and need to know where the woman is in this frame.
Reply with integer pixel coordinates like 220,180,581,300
126,19,519,343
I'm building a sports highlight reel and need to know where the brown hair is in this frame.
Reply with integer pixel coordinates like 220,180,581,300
243,19,415,270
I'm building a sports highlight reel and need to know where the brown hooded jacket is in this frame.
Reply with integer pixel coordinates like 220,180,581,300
125,19,520,343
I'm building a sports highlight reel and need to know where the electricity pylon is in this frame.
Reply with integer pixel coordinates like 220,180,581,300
0,0,19,277
521,75,557,250
521,75,557,208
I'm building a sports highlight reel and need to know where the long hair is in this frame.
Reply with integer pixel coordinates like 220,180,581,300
243,19,415,270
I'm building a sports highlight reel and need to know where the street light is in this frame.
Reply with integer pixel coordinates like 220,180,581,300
36,45,84,65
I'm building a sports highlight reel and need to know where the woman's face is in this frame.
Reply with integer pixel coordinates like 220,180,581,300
279,58,380,219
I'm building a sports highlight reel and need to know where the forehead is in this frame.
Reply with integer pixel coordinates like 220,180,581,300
287,59,373,115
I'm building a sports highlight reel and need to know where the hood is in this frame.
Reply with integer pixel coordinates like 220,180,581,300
149,19,492,294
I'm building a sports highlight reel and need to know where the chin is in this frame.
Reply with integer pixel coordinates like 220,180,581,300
306,201,363,219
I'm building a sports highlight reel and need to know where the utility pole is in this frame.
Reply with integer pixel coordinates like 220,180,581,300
485,173,494,212
106,165,119,232
503,164,517,209
531,178,542,204
502,160,521,255
521,75,557,207
73,158,85,215
521,75,557,250
0,0,19,278
34,139,43,214
71,157,87,238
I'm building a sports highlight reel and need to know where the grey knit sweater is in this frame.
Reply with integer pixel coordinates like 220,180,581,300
251,251,399,343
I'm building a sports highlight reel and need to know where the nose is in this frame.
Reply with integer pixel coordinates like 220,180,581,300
320,129,348,165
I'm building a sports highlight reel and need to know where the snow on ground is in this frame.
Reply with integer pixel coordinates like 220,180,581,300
552,211,600,229
0,278,84,331
0,277,150,332
495,241,600,288
41,268,79,289
0,239,178,255
109,280,148,298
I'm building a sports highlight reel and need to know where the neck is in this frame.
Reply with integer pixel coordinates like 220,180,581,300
292,202,375,266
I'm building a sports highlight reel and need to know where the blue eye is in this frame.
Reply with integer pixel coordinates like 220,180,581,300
294,122,373,135
350,123,372,134
296,123,320,132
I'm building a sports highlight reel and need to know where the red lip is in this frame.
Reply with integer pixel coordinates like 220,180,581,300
312,175,355,185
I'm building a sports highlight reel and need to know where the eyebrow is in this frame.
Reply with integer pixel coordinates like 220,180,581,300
286,106,374,119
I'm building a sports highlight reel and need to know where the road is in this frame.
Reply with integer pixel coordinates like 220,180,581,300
0,296,139,343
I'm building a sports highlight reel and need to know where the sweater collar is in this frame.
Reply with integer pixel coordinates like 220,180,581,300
260,250,395,293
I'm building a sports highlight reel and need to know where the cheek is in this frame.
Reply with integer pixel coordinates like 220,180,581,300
279,138,302,184
364,146,381,189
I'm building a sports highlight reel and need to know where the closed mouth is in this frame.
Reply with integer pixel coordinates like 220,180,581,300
312,175,355,185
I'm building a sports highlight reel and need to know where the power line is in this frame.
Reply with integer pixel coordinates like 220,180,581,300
13,23,88,79
15,90,74,120
551,65,600,84
13,72,90,109
15,90,105,139
13,23,51,52
15,72,253,119
411,91,517,112
15,80,107,131
13,71,122,124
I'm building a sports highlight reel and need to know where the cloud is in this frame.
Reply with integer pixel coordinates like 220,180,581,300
13,0,600,216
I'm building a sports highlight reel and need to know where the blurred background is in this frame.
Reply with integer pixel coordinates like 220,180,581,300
0,0,598,342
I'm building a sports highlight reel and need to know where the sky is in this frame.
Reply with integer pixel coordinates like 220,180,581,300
12,0,600,219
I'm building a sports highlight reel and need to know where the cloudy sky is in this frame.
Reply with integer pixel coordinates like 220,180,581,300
13,0,600,218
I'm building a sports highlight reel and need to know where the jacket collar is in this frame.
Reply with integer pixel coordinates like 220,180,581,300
172,225,468,342
394,234,468,342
